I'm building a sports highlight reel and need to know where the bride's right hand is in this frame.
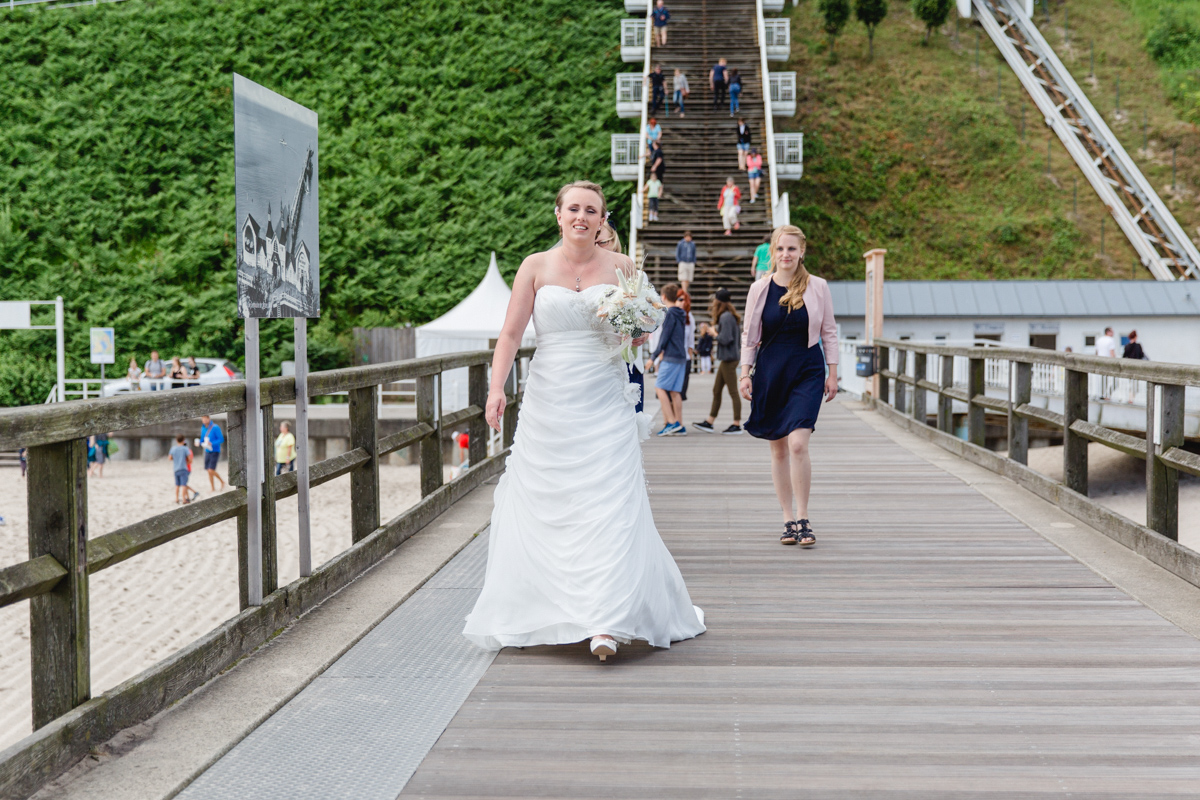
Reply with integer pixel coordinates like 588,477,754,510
485,388,506,432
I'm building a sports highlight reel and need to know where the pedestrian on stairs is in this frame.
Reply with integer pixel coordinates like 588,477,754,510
648,64,667,115
752,234,772,279
746,147,763,203
652,0,670,46
673,69,689,117
693,288,744,435
718,177,741,235
648,140,665,185
711,58,728,109
736,118,753,171
728,68,742,115
644,174,663,222
645,116,662,149
675,230,696,294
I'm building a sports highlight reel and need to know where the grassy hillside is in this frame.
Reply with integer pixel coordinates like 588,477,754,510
0,0,626,405
779,0,1200,281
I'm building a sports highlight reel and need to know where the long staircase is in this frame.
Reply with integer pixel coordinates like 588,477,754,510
638,0,772,316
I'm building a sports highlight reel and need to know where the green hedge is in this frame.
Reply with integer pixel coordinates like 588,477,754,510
0,0,628,404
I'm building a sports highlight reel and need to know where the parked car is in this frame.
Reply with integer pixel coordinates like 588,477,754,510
102,358,242,397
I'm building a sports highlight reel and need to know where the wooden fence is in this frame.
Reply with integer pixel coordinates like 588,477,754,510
870,337,1200,584
0,347,530,799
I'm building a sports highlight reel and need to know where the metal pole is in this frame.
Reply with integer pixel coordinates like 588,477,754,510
1064,6,1068,43
1172,145,1177,189
1143,110,1147,151
997,63,1002,102
244,316,263,606
1021,104,1025,141
1101,216,1105,255
1073,176,1077,215
55,296,65,404
1115,76,1120,114
975,34,980,70
294,317,311,577
1046,136,1051,174
100,363,105,400
1090,40,1094,77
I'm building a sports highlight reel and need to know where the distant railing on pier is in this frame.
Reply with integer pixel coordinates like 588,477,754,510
867,337,1200,589
0,346,532,800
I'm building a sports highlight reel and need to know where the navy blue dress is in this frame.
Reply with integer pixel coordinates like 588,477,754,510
744,280,826,440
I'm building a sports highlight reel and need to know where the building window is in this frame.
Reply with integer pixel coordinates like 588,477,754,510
1084,335,1096,347
1029,334,1057,350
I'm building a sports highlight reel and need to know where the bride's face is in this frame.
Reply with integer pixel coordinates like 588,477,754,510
556,188,605,246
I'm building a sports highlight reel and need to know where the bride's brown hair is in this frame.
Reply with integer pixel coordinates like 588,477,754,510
555,181,608,223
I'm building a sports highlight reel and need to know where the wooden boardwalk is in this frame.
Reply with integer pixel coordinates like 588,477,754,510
401,399,1200,798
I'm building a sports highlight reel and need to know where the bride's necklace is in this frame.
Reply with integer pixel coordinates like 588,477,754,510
563,251,597,292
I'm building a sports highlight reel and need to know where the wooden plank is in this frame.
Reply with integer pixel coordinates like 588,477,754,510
377,423,434,458
912,353,927,424
260,405,278,598
87,490,248,574
967,357,985,446
468,365,489,467
876,345,890,404
1161,445,1200,479
27,439,90,730
937,354,953,433
349,386,380,543
1009,361,1032,465
893,349,907,413
273,447,370,500
1069,419,1147,460
971,393,1009,413
941,386,970,404
440,404,484,430
417,374,442,498
1015,402,1064,427
1063,368,1089,496
1148,384,1185,540
0,555,67,609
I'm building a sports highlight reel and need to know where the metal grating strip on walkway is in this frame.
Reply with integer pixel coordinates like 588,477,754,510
176,532,495,800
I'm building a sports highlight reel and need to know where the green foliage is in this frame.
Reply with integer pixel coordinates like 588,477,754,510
0,0,625,405
819,0,852,56
1146,9,1200,67
911,0,952,43
855,0,888,59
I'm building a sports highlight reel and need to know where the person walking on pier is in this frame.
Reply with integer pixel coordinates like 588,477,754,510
711,57,728,109
168,435,197,504
673,69,689,117
697,322,714,374
752,234,771,279
728,68,742,115
275,422,296,475
694,288,744,435
675,230,696,293
718,177,741,235
648,64,667,115
470,180,705,663
736,118,752,171
740,225,839,546
652,0,670,46
746,147,763,203
649,283,689,436
1123,330,1147,360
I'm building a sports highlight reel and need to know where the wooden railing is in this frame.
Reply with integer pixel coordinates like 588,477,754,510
869,337,1200,582
0,347,530,799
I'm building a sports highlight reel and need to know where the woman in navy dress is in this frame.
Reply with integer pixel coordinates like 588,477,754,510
738,225,839,546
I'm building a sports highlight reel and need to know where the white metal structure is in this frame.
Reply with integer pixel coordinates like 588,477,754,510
627,0,653,260
768,72,797,117
762,0,785,10
615,73,644,118
4,0,127,10
774,132,804,179
753,0,792,227
610,134,642,181
764,19,790,60
620,19,646,63
624,0,647,11
1,298,65,404
974,0,1199,280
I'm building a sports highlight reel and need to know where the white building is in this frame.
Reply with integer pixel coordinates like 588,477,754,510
830,280,1200,364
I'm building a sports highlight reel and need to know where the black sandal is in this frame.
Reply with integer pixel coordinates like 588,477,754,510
796,519,816,547
780,521,799,545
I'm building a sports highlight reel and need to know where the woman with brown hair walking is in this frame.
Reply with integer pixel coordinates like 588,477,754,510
739,225,839,546
693,288,744,435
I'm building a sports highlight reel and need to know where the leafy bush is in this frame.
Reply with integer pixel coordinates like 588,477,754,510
0,0,626,405
912,0,952,43
1146,9,1200,68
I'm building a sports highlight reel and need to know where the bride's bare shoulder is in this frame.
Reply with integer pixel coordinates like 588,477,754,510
598,248,637,279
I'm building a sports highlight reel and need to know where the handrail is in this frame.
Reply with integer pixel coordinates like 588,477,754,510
630,0,653,259
755,0,781,227
0,345,534,799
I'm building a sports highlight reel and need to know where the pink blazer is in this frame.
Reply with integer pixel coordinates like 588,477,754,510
739,274,839,368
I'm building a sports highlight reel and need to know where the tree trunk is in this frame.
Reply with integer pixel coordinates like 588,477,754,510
868,26,875,59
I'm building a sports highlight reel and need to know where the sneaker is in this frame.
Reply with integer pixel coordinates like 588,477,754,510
721,424,745,435
671,425,688,436
655,424,677,437
693,420,715,433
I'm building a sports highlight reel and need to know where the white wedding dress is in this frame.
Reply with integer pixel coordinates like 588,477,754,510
463,283,706,650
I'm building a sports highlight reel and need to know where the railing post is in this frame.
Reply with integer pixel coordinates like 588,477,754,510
417,373,443,497
27,439,89,729
894,349,907,413
877,345,890,405
349,385,380,542
259,406,278,595
1147,383,1184,539
912,352,927,424
1063,368,1089,495
502,359,520,450
1009,361,1032,465
228,408,254,610
967,356,985,447
468,363,488,467
938,354,954,433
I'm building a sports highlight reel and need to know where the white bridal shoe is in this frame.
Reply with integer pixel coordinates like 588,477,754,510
590,635,618,662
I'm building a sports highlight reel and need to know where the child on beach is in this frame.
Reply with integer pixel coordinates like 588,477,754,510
168,435,198,504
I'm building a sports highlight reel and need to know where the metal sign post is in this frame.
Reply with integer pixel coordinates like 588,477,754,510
295,317,312,577
90,327,115,398
244,317,263,606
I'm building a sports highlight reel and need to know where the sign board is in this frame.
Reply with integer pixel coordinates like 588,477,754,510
0,301,31,330
90,327,115,364
233,73,320,319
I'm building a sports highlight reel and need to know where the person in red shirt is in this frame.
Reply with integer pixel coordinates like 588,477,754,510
717,177,742,235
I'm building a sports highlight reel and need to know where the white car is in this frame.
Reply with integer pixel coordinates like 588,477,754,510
102,358,242,397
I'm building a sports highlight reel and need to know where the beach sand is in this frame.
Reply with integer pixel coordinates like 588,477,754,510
0,459,428,751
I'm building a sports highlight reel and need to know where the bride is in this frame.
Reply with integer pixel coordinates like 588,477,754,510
463,180,706,662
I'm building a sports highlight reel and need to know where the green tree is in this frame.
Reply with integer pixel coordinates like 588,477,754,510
913,0,953,44
819,0,852,57
855,0,888,59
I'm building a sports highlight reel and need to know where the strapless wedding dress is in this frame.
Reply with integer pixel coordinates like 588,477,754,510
462,284,706,650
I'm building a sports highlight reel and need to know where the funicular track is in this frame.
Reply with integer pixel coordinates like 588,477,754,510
975,0,1199,280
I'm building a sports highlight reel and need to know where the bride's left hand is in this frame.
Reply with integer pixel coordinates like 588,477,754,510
485,389,506,432
632,334,649,346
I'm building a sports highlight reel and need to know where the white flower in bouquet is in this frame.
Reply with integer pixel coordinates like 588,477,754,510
596,269,665,363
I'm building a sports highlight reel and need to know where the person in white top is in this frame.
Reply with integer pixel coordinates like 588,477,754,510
1095,327,1117,357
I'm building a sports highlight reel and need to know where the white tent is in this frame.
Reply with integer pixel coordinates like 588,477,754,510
416,252,535,411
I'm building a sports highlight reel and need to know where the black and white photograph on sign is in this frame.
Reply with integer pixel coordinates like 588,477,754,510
234,73,319,319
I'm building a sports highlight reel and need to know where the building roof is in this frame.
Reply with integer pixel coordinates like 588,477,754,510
828,280,1200,318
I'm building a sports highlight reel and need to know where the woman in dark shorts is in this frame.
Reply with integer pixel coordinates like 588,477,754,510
738,225,839,546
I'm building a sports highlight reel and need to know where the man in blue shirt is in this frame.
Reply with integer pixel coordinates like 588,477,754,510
199,414,226,491
675,231,697,294
711,58,728,109
652,0,670,47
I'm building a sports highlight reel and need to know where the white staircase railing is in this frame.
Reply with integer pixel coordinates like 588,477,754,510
974,0,1199,280
628,0,653,260
756,0,785,228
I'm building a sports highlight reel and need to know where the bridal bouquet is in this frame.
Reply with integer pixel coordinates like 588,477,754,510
596,269,665,364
